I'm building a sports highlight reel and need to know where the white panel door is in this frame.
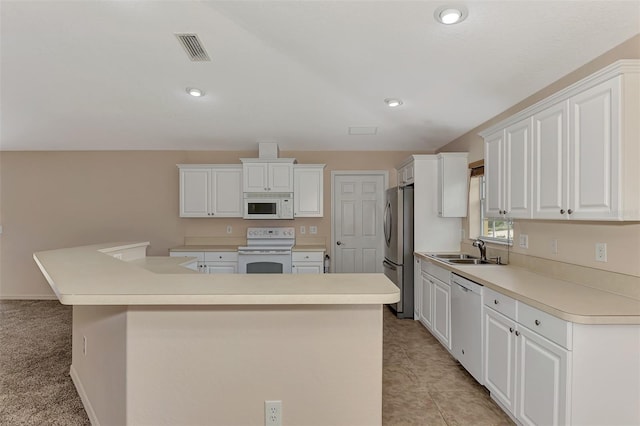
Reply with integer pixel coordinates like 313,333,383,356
431,278,451,350
419,273,433,330
180,168,210,217
484,307,517,415
569,77,620,220
516,326,569,426
505,118,532,218
332,173,385,273
268,163,293,192
484,130,504,217
243,163,268,192
211,168,243,217
532,101,568,219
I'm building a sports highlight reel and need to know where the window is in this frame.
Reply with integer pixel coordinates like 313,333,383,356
468,172,512,245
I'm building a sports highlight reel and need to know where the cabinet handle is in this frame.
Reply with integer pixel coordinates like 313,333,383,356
560,209,566,214
509,327,514,333
494,299,499,305
567,209,573,214
535,319,541,326
515,331,520,336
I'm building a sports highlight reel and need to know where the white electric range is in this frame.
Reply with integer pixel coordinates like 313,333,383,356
237,227,295,274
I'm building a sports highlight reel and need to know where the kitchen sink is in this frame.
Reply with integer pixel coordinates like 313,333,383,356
446,258,492,265
431,253,479,260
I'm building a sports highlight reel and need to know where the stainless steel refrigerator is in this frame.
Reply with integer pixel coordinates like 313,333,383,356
383,185,414,319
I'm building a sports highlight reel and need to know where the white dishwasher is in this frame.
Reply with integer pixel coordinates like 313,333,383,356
451,273,484,385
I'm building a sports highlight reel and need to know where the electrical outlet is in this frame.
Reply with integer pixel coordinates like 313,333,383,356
300,226,306,235
83,336,87,356
265,400,282,426
226,225,232,234
519,234,528,249
551,239,558,255
595,243,607,262
309,226,317,234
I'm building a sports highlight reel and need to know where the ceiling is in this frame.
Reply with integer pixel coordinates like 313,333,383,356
1,1,639,152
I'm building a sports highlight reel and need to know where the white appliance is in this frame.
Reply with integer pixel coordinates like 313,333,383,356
238,227,295,273
243,193,294,219
451,273,484,384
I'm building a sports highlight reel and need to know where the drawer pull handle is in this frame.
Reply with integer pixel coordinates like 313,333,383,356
494,299,499,305
509,327,514,333
515,331,520,336
535,319,541,326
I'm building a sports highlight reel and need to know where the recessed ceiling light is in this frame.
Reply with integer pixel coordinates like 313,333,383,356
186,87,204,97
434,6,467,25
385,98,403,108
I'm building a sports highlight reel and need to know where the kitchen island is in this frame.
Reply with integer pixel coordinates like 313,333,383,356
34,242,399,426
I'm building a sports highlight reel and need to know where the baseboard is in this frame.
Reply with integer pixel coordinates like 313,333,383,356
0,294,58,300
70,365,101,426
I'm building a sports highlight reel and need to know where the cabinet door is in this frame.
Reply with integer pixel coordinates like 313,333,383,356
532,101,568,219
484,307,517,415
413,258,421,320
438,154,468,217
432,278,451,350
505,118,532,218
419,273,433,330
268,163,293,192
180,168,211,217
484,131,505,217
243,163,269,192
291,264,323,274
205,263,237,274
294,166,324,217
568,77,620,220
211,168,243,217
516,327,569,426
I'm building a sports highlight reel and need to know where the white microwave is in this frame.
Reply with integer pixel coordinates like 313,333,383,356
243,193,294,219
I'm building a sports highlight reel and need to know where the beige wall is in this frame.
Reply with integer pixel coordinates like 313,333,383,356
0,150,423,298
439,35,640,278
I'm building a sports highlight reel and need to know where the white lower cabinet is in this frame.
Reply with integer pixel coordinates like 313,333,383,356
292,251,324,274
417,259,451,351
170,250,238,274
484,288,569,425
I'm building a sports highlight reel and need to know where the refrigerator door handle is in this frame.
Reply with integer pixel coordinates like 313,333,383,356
383,259,397,271
383,201,392,247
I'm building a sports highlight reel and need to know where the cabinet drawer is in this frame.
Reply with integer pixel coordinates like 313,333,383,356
204,251,238,262
170,251,205,262
518,302,572,349
292,251,324,262
421,260,450,283
484,287,517,320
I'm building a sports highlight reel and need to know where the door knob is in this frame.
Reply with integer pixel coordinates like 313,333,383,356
337,241,343,245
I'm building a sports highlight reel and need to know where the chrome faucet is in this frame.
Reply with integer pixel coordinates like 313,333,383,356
472,239,487,262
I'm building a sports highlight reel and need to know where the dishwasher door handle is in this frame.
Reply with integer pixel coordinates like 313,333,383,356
454,281,470,292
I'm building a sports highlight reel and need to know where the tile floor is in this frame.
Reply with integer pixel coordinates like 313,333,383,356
382,307,514,425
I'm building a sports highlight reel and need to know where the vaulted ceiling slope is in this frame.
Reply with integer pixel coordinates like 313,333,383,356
1,1,639,152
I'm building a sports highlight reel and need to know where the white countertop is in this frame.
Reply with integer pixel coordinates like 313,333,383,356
170,245,326,252
415,252,640,324
33,242,398,306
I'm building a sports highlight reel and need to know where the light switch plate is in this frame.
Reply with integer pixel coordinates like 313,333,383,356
300,226,306,234
519,234,528,249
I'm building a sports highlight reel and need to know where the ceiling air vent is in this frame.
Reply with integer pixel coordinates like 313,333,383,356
175,33,211,62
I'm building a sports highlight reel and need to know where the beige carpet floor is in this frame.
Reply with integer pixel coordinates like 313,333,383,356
1,301,512,425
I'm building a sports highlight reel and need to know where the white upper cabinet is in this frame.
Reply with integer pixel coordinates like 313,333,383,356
532,101,568,219
293,164,325,217
178,165,243,218
484,118,532,219
241,159,295,193
437,153,469,217
482,60,640,221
